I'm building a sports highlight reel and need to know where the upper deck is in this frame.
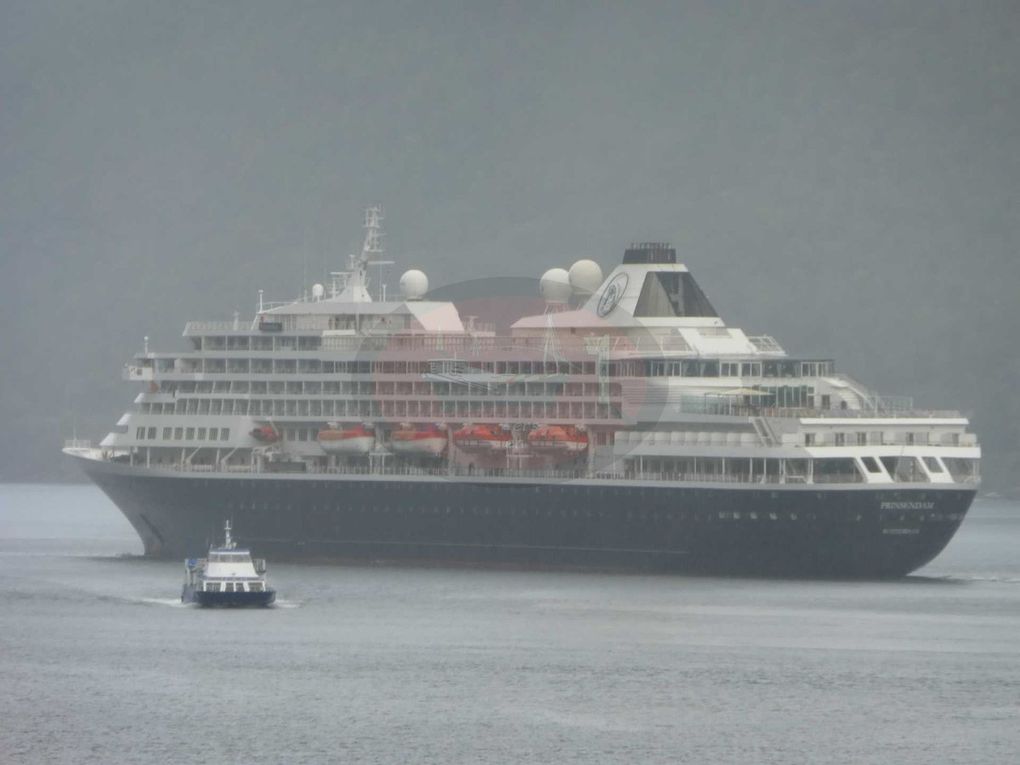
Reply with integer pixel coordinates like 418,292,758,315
94,222,979,489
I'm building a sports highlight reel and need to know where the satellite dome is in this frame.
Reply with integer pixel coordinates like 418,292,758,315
540,268,572,304
399,269,429,300
311,283,325,300
568,259,603,295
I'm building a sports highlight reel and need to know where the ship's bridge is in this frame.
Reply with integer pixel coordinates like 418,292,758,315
260,298,469,335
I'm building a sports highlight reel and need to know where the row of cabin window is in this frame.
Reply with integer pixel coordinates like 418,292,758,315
160,380,623,397
195,335,319,351
156,358,834,379
141,398,624,417
805,432,959,446
164,359,603,375
136,426,230,441
141,398,621,422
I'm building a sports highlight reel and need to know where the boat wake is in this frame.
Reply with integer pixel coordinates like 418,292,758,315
135,597,190,607
128,596,301,608
926,573,1020,585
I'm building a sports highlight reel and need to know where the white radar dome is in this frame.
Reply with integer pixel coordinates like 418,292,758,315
311,283,325,299
568,259,603,295
399,269,429,300
540,268,572,304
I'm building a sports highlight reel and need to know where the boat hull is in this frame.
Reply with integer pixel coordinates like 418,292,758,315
318,436,375,456
389,438,447,457
182,587,276,607
75,456,975,579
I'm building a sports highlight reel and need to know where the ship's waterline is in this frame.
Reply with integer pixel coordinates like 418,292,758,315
67,210,981,577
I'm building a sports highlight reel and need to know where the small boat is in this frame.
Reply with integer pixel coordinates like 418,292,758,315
452,423,512,453
389,423,448,456
318,423,375,455
250,424,280,443
181,521,276,607
527,424,589,454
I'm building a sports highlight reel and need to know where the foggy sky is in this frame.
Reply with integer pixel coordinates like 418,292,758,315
2,1,1018,489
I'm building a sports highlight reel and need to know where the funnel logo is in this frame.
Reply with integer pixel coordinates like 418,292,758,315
596,273,628,317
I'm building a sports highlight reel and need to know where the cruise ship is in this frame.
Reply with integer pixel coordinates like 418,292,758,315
65,208,980,577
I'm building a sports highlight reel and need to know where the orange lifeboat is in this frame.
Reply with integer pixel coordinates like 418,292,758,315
389,424,447,457
527,425,588,454
452,424,512,454
317,423,375,456
250,425,280,443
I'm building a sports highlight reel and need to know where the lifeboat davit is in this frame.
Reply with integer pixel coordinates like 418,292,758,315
527,425,589,454
317,423,375,456
389,424,448,457
452,424,512,454
250,425,280,443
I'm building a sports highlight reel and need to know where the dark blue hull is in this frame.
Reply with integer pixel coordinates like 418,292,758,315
80,459,975,578
182,586,276,607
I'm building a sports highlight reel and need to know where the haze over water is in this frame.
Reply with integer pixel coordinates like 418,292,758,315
1,484,1018,764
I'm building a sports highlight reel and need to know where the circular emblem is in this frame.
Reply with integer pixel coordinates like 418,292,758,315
596,273,628,317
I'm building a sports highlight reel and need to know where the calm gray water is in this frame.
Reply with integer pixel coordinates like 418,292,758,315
1,485,1018,764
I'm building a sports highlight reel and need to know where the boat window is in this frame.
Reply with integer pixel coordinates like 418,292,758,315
250,582,263,592
207,582,221,592
923,457,944,473
943,458,977,482
813,458,863,484
880,456,927,482
861,457,882,473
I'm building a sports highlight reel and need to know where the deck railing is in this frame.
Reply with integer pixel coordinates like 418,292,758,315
134,460,963,486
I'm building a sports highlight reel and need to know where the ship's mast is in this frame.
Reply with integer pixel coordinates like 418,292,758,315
330,206,391,303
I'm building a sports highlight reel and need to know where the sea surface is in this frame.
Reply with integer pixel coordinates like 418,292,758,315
1,484,1018,765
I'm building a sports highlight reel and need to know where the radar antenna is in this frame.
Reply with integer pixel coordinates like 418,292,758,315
330,205,393,302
